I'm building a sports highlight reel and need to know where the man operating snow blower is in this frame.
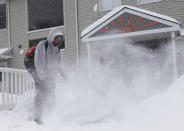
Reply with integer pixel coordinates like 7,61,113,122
24,28,66,124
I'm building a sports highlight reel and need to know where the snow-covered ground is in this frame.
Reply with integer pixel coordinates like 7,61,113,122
0,75,183,131
0,39,184,131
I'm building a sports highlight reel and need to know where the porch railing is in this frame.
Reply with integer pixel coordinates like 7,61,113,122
0,68,35,107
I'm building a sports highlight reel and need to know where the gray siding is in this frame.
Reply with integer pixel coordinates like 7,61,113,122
63,0,78,72
8,0,27,69
0,29,9,48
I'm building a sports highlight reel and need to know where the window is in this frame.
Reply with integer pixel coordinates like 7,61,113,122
99,0,121,11
29,38,65,49
28,0,64,31
0,0,6,29
29,38,47,47
137,0,162,4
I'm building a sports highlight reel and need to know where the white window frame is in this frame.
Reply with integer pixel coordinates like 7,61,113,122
98,0,121,11
28,37,66,50
137,0,162,5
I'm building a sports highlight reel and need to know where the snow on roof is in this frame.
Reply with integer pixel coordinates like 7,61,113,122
0,48,12,59
81,5,180,37
0,48,12,55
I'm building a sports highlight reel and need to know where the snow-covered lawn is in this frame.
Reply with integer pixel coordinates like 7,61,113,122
0,75,184,131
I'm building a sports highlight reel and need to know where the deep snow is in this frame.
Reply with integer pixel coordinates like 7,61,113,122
0,39,184,131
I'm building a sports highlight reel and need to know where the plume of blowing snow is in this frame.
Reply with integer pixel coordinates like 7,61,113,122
0,39,184,131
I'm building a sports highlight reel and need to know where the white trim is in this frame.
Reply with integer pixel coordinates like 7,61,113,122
0,28,7,31
98,0,121,11
127,9,180,28
137,0,162,5
171,32,178,79
60,48,67,52
82,27,179,42
180,29,184,36
27,26,64,34
63,0,68,52
83,9,180,40
2,72,5,104
83,10,128,40
0,68,34,106
81,6,124,37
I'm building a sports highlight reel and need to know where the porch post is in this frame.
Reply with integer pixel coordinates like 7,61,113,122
87,42,92,76
171,32,178,80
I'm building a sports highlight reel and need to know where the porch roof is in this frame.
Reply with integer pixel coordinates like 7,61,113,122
81,5,181,42
0,48,13,59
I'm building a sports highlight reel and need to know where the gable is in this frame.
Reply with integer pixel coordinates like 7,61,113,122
0,48,13,59
91,12,171,38
82,5,181,42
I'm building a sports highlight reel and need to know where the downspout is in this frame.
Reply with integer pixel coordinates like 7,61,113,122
74,0,80,73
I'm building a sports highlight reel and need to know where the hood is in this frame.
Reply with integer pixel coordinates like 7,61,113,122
47,28,63,54
47,27,63,45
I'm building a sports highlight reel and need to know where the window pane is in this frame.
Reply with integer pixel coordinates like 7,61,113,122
0,3,6,29
99,0,121,11
28,0,64,31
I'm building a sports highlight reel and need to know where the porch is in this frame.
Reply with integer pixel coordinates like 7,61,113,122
81,5,182,79
0,68,34,110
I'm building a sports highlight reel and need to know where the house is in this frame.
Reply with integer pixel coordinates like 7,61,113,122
0,0,184,75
